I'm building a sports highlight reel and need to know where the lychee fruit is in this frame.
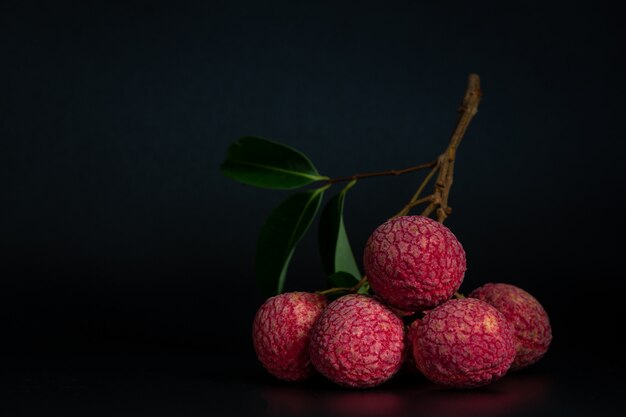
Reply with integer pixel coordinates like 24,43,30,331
411,298,516,388
252,291,327,381
363,215,466,311
469,283,552,370
309,294,405,388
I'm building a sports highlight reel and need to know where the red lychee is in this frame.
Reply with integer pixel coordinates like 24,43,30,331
309,294,405,388
363,215,466,311
469,283,552,370
411,298,516,388
252,291,327,381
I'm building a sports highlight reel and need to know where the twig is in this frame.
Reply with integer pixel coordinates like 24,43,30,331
404,195,435,211
393,195,434,218
393,159,440,218
326,161,437,184
433,74,482,223
397,73,482,224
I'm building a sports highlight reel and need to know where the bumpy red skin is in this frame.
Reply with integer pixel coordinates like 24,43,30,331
411,298,516,388
469,283,552,370
252,292,327,381
364,216,466,311
309,294,405,388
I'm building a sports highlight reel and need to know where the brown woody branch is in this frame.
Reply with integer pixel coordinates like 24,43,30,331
395,73,482,224
325,160,437,184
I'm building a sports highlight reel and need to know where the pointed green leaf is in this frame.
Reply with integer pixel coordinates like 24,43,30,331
256,187,327,296
220,136,328,189
328,271,359,288
318,180,361,279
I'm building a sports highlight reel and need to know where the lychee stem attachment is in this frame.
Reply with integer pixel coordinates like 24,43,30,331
318,275,368,296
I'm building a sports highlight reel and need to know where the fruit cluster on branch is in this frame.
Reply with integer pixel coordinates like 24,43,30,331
253,217,552,389
222,74,552,389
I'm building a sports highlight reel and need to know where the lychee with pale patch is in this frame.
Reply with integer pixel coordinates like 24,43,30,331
411,298,516,388
469,283,552,370
252,292,327,381
309,294,405,388
363,215,466,311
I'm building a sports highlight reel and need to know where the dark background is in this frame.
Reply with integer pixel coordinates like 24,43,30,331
1,1,625,415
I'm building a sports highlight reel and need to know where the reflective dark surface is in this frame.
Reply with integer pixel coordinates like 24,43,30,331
2,353,623,417
1,1,625,416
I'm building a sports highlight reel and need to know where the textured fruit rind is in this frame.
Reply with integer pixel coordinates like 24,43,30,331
469,283,552,370
411,298,516,388
363,216,466,311
252,292,327,381
309,294,405,388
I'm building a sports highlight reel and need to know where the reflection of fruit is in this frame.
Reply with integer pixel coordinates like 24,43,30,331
469,283,552,370
324,391,406,417
418,373,553,417
363,216,466,311
310,294,405,388
253,292,326,381
411,298,516,388
259,386,317,416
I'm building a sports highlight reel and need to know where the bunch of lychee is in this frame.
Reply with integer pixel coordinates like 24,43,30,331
252,216,552,388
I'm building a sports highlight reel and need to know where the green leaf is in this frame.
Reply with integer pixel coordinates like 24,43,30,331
256,187,327,296
328,271,360,288
318,180,361,279
220,136,328,189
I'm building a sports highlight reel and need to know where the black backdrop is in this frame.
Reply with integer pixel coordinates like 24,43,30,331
2,1,625,366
